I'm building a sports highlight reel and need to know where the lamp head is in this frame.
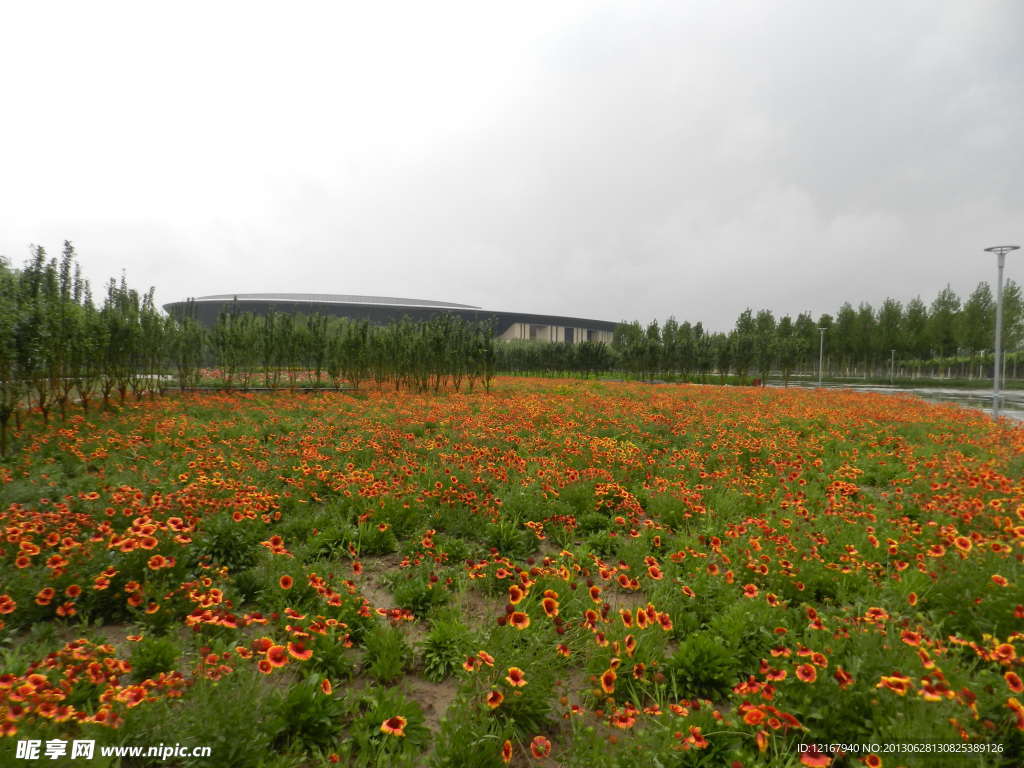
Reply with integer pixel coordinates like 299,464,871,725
984,245,1019,257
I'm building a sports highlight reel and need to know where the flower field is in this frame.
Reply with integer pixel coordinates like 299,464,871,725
1,378,1022,767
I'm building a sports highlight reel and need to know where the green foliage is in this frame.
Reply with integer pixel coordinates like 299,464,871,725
267,674,344,752
363,624,412,684
387,566,451,618
666,632,739,701
120,671,274,768
306,627,357,682
483,516,535,559
129,634,181,682
419,611,474,682
339,687,431,768
354,520,398,556
430,709,510,768
190,513,265,572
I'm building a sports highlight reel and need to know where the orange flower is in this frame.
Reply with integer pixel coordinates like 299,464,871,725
486,690,504,708
321,678,333,695
380,715,407,737
796,664,817,683
743,584,759,598
509,611,530,630
900,630,921,647
266,645,289,668
864,755,882,768
508,585,525,604
601,668,617,694
279,575,293,590
833,666,854,688
529,736,551,759
501,740,513,764
505,667,527,687
611,711,636,728
477,650,495,666
756,730,769,752
800,745,831,767
624,634,637,657
1008,697,1024,730
541,597,559,617
877,675,912,696
147,555,166,570
288,641,313,661
1005,672,1023,694
995,644,1017,662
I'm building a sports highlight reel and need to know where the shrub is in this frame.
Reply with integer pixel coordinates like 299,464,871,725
354,521,398,556
189,513,265,572
267,674,344,752
339,687,430,768
430,708,510,768
419,612,473,682
129,634,181,682
364,624,411,684
666,632,738,701
483,517,535,560
387,567,450,618
119,670,273,768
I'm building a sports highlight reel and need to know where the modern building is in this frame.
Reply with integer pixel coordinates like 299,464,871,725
162,293,617,344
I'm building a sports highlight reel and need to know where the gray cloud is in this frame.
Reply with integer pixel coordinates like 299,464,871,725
1,0,1021,331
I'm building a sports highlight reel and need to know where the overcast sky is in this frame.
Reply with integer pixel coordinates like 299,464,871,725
2,1,1021,331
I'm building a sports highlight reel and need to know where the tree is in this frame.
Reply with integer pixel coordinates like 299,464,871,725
876,298,904,364
0,259,20,454
958,282,993,365
833,303,857,375
776,315,801,385
793,312,817,374
853,302,876,376
903,298,929,361
928,285,961,360
753,309,775,382
731,310,756,380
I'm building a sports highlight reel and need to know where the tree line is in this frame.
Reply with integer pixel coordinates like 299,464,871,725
204,302,495,393
3,241,1022,453
494,282,1024,383
0,244,496,455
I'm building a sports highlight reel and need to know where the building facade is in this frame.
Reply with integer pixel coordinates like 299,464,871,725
163,294,617,344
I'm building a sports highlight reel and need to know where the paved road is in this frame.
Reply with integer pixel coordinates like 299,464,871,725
767,381,1024,422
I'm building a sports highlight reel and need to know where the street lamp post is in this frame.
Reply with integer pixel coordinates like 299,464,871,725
890,349,896,385
818,327,826,387
984,245,1019,419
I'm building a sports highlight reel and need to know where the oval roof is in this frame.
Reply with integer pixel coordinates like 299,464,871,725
194,293,480,310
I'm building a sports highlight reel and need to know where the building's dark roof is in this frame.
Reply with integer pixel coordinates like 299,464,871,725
196,293,479,310
167,293,619,333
